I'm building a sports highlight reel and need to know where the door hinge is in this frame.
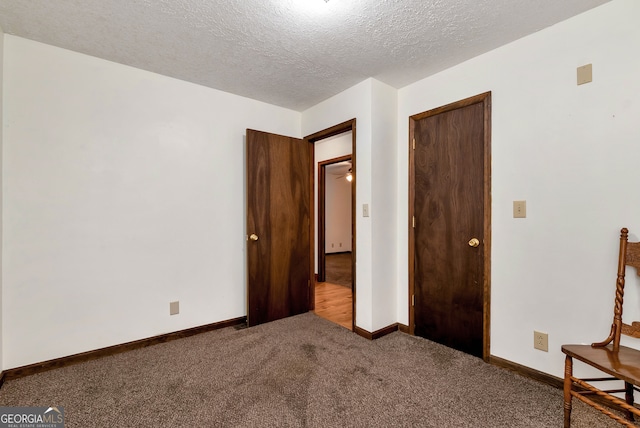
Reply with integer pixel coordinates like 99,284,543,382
412,295,415,306
412,138,416,150
412,216,415,228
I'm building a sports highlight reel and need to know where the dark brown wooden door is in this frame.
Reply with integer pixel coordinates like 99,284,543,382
246,129,313,326
410,93,491,359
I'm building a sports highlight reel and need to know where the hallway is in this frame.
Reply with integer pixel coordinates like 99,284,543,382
314,252,353,330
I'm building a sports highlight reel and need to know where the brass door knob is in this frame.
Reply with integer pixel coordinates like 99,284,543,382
249,234,259,241
468,238,480,247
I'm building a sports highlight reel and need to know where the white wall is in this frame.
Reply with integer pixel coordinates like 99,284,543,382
325,165,352,253
2,36,301,369
303,78,398,332
0,24,4,372
397,0,640,378
370,80,398,331
303,80,375,330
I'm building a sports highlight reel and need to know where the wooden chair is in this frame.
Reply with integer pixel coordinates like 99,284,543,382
562,228,640,427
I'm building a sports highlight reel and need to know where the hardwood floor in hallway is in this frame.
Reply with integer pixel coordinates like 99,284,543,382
314,282,352,330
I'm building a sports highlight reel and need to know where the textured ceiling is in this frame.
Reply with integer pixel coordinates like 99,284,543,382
0,0,612,111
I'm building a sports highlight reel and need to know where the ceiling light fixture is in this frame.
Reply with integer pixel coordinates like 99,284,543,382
346,172,353,182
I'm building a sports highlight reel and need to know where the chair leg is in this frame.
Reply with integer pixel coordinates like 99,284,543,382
625,381,635,421
564,355,573,428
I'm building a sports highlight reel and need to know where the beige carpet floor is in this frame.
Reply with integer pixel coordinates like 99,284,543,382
0,313,620,427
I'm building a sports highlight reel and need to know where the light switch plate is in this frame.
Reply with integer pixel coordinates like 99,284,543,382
363,204,369,217
513,200,526,218
577,64,592,85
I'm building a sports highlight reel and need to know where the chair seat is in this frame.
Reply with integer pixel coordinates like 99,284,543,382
562,344,640,386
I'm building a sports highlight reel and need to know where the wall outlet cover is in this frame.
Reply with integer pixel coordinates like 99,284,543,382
170,301,179,316
513,200,526,218
534,331,548,352
577,64,593,85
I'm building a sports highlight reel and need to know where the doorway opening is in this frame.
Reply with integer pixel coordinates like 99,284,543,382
305,120,356,330
316,155,352,329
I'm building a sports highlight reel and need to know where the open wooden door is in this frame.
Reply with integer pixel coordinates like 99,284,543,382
246,129,313,326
